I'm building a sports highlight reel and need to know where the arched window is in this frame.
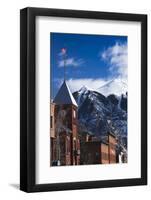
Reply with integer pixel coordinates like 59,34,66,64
50,116,53,128
73,109,76,119
66,136,70,154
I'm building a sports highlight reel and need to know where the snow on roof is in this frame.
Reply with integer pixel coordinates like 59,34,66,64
53,81,78,107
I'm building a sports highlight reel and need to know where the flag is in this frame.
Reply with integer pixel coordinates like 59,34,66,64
61,48,66,55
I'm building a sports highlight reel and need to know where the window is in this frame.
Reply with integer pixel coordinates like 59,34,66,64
73,109,76,119
50,116,53,128
66,136,70,154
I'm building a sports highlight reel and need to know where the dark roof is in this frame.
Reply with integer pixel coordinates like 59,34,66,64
84,140,108,146
53,81,78,107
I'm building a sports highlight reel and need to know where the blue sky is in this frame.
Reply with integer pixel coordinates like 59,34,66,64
50,32,127,98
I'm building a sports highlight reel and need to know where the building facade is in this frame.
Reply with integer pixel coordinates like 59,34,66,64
50,102,56,166
50,82,126,166
50,81,80,166
80,132,117,165
108,132,117,163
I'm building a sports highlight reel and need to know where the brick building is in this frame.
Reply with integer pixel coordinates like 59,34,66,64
108,132,117,163
50,81,80,166
50,82,125,166
80,132,117,165
50,102,56,165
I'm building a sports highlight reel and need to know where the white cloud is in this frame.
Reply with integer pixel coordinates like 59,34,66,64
58,58,84,67
54,77,127,96
100,42,128,80
53,42,128,95
97,78,128,96
67,78,107,93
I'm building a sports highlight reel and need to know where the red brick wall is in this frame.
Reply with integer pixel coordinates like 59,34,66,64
108,134,117,163
51,104,80,166
80,142,100,165
101,143,109,164
50,137,57,165
50,103,55,138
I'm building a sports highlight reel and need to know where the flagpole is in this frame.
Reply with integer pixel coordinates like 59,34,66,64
61,48,67,81
64,53,66,81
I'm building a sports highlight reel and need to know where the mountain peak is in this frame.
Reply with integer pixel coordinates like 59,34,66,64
79,85,92,93
97,79,127,96
72,82,127,142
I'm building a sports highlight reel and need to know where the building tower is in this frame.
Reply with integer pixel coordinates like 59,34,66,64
51,81,80,166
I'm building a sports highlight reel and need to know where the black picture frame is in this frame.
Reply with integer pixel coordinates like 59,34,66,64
20,7,147,192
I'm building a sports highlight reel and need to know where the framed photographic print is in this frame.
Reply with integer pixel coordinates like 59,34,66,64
20,7,147,192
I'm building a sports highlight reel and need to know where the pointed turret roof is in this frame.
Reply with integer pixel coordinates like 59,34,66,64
53,81,78,107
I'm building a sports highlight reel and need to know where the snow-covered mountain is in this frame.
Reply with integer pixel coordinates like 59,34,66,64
97,79,127,96
73,83,127,148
